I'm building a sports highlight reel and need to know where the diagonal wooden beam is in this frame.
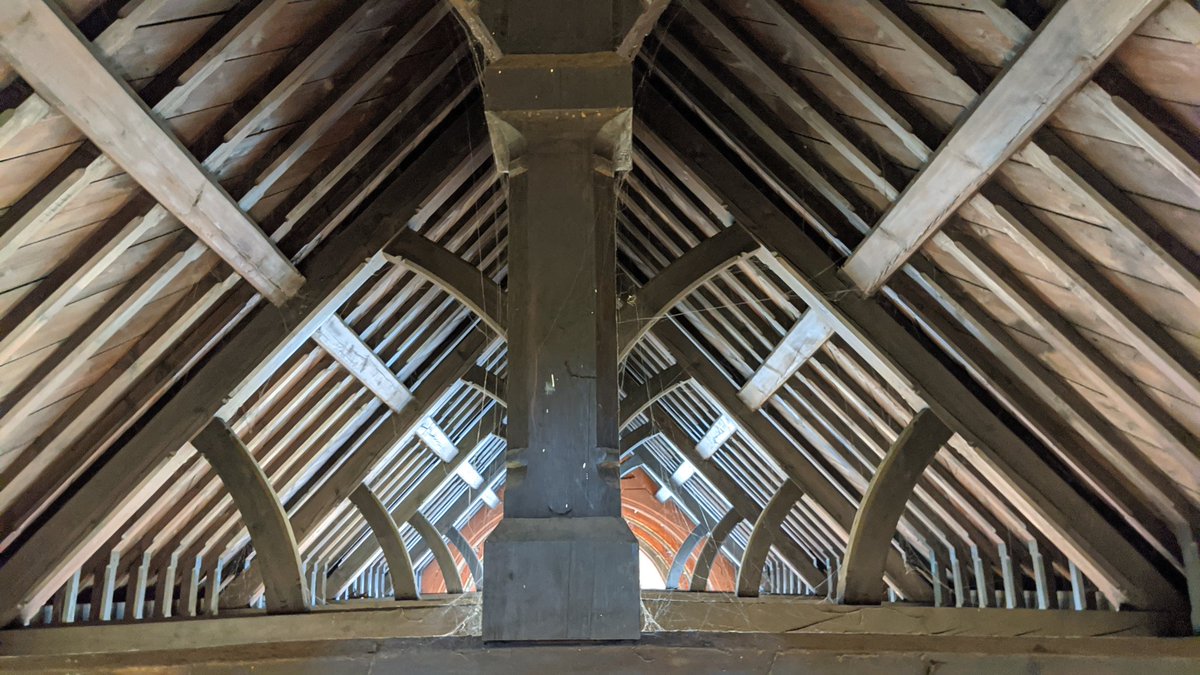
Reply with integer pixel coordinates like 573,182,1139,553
191,419,308,614
313,318,415,413
737,481,805,598
637,88,1181,610
384,231,508,337
446,526,483,591
0,0,303,304
837,409,953,605
737,310,836,411
348,485,418,600
0,111,478,627
842,0,1168,295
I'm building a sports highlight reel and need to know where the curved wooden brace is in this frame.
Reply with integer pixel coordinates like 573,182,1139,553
385,231,507,337
409,512,463,594
620,363,690,429
666,521,707,590
691,508,741,592
191,419,308,613
617,225,757,359
736,481,804,597
838,408,954,604
463,366,506,406
446,526,483,591
348,485,418,600
619,422,656,458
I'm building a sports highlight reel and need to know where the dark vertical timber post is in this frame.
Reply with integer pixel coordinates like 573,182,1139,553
459,0,656,642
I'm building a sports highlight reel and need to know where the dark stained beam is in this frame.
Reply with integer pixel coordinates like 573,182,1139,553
620,364,691,429
837,409,954,604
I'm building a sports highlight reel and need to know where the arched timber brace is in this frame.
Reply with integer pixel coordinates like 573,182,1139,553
637,86,1181,610
837,409,954,605
384,230,508,337
737,481,805,598
348,485,418,600
191,419,307,613
409,512,463,594
617,225,758,359
620,364,691,429
691,509,741,591
651,321,929,601
653,410,823,587
324,409,503,598
446,527,484,590
463,367,506,406
667,522,708,590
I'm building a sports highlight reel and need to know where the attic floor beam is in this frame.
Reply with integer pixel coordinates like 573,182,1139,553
841,0,1168,295
737,481,805,598
838,409,954,605
638,89,1181,611
347,485,418,600
0,113,477,628
0,0,303,304
409,513,463,595
737,310,836,411
691,508,741,591
191,420,308,614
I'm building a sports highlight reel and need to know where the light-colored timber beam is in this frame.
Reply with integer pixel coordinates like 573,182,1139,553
666,522,708,590
348,485,418,601
842,0,1168,295
691,508,741,591
446,527,483,591
325,409,502,598
617,225,758,359
654,411,824,588
0,112,479,627
838,409,954,605
0,0,303,304
737,481,805,598
620,364,691,429
652,321,930,601
312,318,414,413
737,310,836,411
637,88,1181,610
191,420,308,613
384,230,508,337
409,513,463,594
